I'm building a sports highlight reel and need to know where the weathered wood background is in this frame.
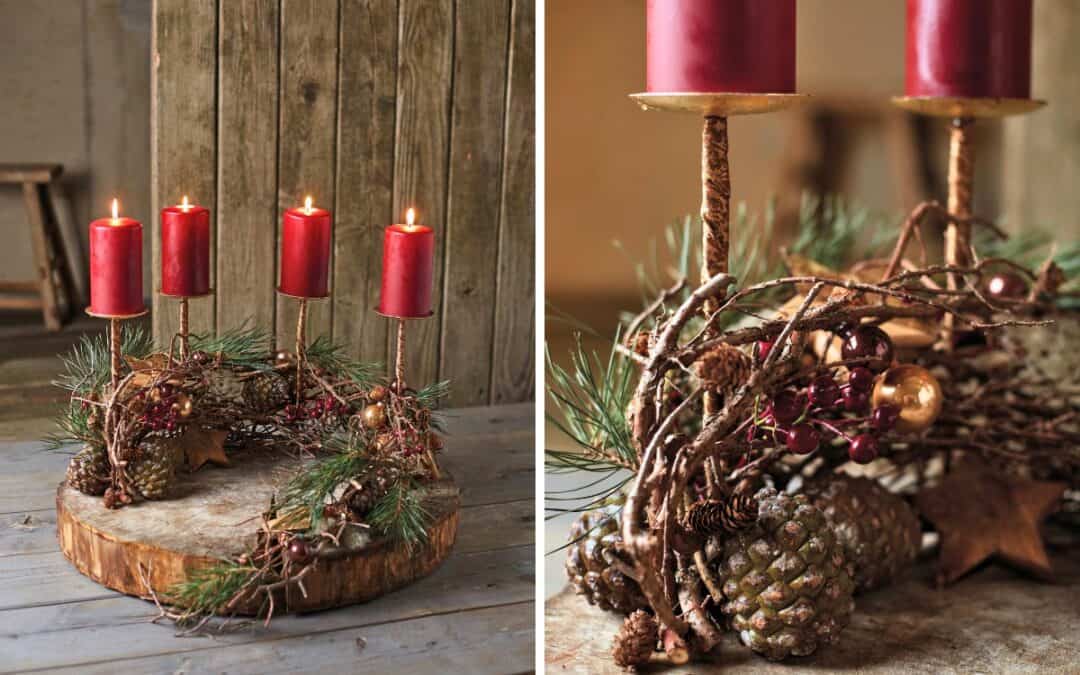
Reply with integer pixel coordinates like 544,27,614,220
151,0,534,407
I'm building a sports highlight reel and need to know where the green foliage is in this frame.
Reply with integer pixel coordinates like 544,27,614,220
42,404,98,452
545,334,637,474
169,560,259,622
189,324,272,370
277,439,368,527
53,324,154,395
305,335,380,386
414,379,450,409
789,193,895,269
367,481,432,550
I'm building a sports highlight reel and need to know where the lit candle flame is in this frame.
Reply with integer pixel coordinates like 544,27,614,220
406,208,416,226
303,196,314,216
181,195,190,212
111,198,119,221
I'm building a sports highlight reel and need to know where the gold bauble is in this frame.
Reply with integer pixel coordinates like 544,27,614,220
368,385,388,403
362,403,387,429
274,350,295,367
871,364,943,434
171,393,194,418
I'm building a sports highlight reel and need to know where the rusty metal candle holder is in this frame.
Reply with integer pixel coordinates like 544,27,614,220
629,91,807,416
891,95,1046,346
158,290,214,361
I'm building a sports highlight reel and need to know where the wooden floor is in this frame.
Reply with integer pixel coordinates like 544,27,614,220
0,316,535,673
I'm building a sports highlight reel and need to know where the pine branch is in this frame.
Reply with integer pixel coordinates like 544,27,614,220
190,325,272,370
53,324,153,395
367,480,432,550
168,560,261,623
545,334,637,472
414,380,451,408
305,335,381,386
42,403,98,452
277,447,368,528
790,193,895,270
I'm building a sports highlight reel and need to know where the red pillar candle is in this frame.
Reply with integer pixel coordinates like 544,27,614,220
89,199,144,317
160,196,210,297
646,0,796,94
278,196,332,298
378,208,434,318
906,0,1032,99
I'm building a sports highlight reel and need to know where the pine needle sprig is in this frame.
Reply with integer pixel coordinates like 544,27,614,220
414,380,451,409
545,334,637,473
42,404,98,452
789,193,895,269
366,480,432,550
305,336,381,386
277,449,368,527
53,324,154,394
168,560,261,624
190,325,272,370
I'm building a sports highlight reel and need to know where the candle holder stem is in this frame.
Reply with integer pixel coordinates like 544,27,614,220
701,115,730,420
295,298,308,403
944,116,975,348
109,317,121,394
394,318,406,394
178,297,189,360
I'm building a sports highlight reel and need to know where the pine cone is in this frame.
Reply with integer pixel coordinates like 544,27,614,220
128,436,184,500
66,444,110,496
612,609,657,670
703,487,854,661
802,475,921,593
694,344,753,400
565,501,648,614
242,372,291,412
204,368,246,405
347,464,402,518
683,492,758,536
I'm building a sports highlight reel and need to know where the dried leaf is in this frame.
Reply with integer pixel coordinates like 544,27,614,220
124,353,170,372
179,427,230,471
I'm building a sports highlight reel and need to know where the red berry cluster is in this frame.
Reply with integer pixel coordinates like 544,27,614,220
136,384,181,432
752,326,899,465
282,395,350,424
396,429,429,457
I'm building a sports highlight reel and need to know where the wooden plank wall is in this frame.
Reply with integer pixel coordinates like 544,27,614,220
151,0,535,406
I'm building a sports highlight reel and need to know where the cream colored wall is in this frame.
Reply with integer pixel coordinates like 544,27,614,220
545,0,1021,305
0,0,150,296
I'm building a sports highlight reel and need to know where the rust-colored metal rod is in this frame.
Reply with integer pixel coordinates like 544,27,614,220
944,117,975,347
109,317,121,393
394,318,406,394
178,297,189,360
295,298,308,403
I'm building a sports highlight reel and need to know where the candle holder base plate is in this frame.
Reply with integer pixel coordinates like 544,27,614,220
84,307,150,320
374,309,435,320
630,92,808,116
158,289,215,299
56,450,460,615
275,288,331,301
891,96,1046,118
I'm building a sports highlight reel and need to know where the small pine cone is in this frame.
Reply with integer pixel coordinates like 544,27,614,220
242,372,291,412
565,501,648,614
66,444,110,496
347,464,402,518
694,344,753,399
683,492,758,536
612,609,658,670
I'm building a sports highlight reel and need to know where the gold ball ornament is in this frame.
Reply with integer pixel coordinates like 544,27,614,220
367,385,388,403
171,393,194,418
362,403,387,430
274,350,295,368
871,364,943,434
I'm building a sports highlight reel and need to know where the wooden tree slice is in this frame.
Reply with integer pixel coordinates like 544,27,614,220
56,450,459,614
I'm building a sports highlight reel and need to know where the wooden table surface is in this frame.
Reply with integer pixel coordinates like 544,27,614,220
546,539,1080,674
0,402,535,674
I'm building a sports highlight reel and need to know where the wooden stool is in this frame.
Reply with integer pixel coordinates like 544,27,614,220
0,164,76,330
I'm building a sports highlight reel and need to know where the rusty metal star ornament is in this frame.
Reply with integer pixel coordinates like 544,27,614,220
916,458,1066,586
